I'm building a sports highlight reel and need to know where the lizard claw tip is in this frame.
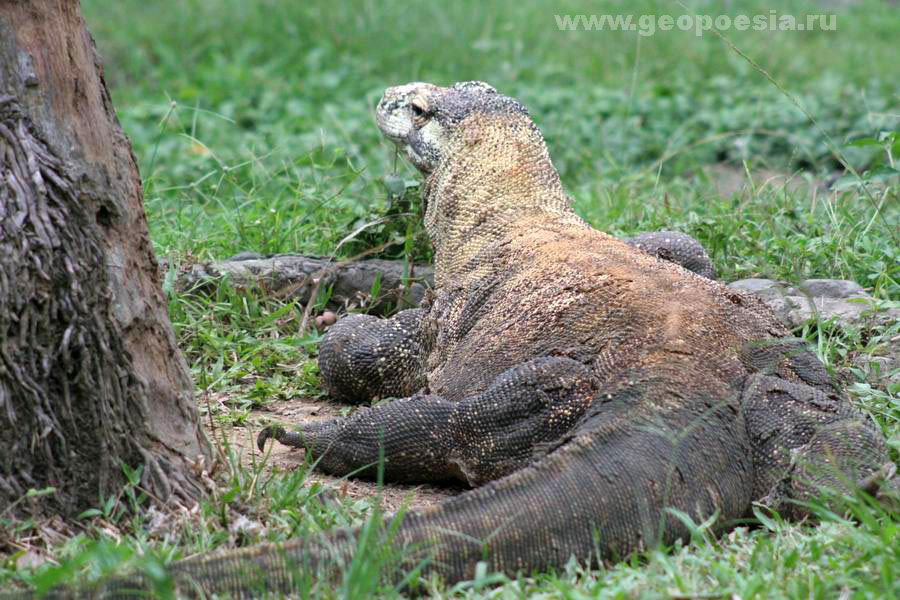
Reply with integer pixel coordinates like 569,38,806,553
257,426,283,452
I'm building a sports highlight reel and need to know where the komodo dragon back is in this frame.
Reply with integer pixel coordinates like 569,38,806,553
11,81,896,598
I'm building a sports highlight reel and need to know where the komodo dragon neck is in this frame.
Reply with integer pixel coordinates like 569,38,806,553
421,112,587,286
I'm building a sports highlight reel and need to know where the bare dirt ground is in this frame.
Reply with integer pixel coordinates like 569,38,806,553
703,163,828,199
205,394,461,513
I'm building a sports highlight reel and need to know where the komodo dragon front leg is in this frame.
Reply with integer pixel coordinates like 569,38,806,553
316,307,427,403
625,231,716,279
258,357,596,485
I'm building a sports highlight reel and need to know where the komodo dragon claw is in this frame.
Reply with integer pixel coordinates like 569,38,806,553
256,425,286,452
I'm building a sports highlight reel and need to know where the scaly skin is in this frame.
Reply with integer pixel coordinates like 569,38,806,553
18,81,896,599
625,231,716,280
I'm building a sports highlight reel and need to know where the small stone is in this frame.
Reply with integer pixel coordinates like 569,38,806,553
727,278,783,296
729,277,899,328
793,279,866,299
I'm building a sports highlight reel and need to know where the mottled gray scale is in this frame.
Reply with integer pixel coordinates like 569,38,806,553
741,373,883,515
259,357,596,486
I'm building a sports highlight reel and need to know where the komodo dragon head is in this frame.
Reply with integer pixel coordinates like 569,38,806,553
376,81,586,281
376,80,523,173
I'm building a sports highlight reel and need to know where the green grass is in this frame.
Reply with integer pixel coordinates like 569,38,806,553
2,0,899,597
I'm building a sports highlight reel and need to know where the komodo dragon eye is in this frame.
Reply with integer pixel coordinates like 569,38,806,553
410,99,431,125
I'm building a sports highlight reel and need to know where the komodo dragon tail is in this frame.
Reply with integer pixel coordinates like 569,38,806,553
6,376,774,598
6,383,897,598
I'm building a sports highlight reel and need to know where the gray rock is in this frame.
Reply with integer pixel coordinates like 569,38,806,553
728,278,900,328
791,279,866,299
727,278,783,296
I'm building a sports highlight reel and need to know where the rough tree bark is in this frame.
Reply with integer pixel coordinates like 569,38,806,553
0,0,212,519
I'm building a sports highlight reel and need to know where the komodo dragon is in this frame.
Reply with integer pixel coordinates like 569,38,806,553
20,81,897,598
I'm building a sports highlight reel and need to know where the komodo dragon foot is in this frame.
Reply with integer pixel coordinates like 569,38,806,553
317,307,427,403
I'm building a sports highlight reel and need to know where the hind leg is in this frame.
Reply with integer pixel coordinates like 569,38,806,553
739,338,896,514
258,357,596,485
742,373,895,517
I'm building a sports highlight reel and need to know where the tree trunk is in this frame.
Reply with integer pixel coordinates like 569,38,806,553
0,0,212,519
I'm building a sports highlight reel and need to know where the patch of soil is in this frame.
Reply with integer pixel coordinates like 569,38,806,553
704,163,827,199
205,395,461,513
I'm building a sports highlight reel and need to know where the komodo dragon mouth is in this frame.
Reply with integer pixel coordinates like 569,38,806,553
23,81,897,599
